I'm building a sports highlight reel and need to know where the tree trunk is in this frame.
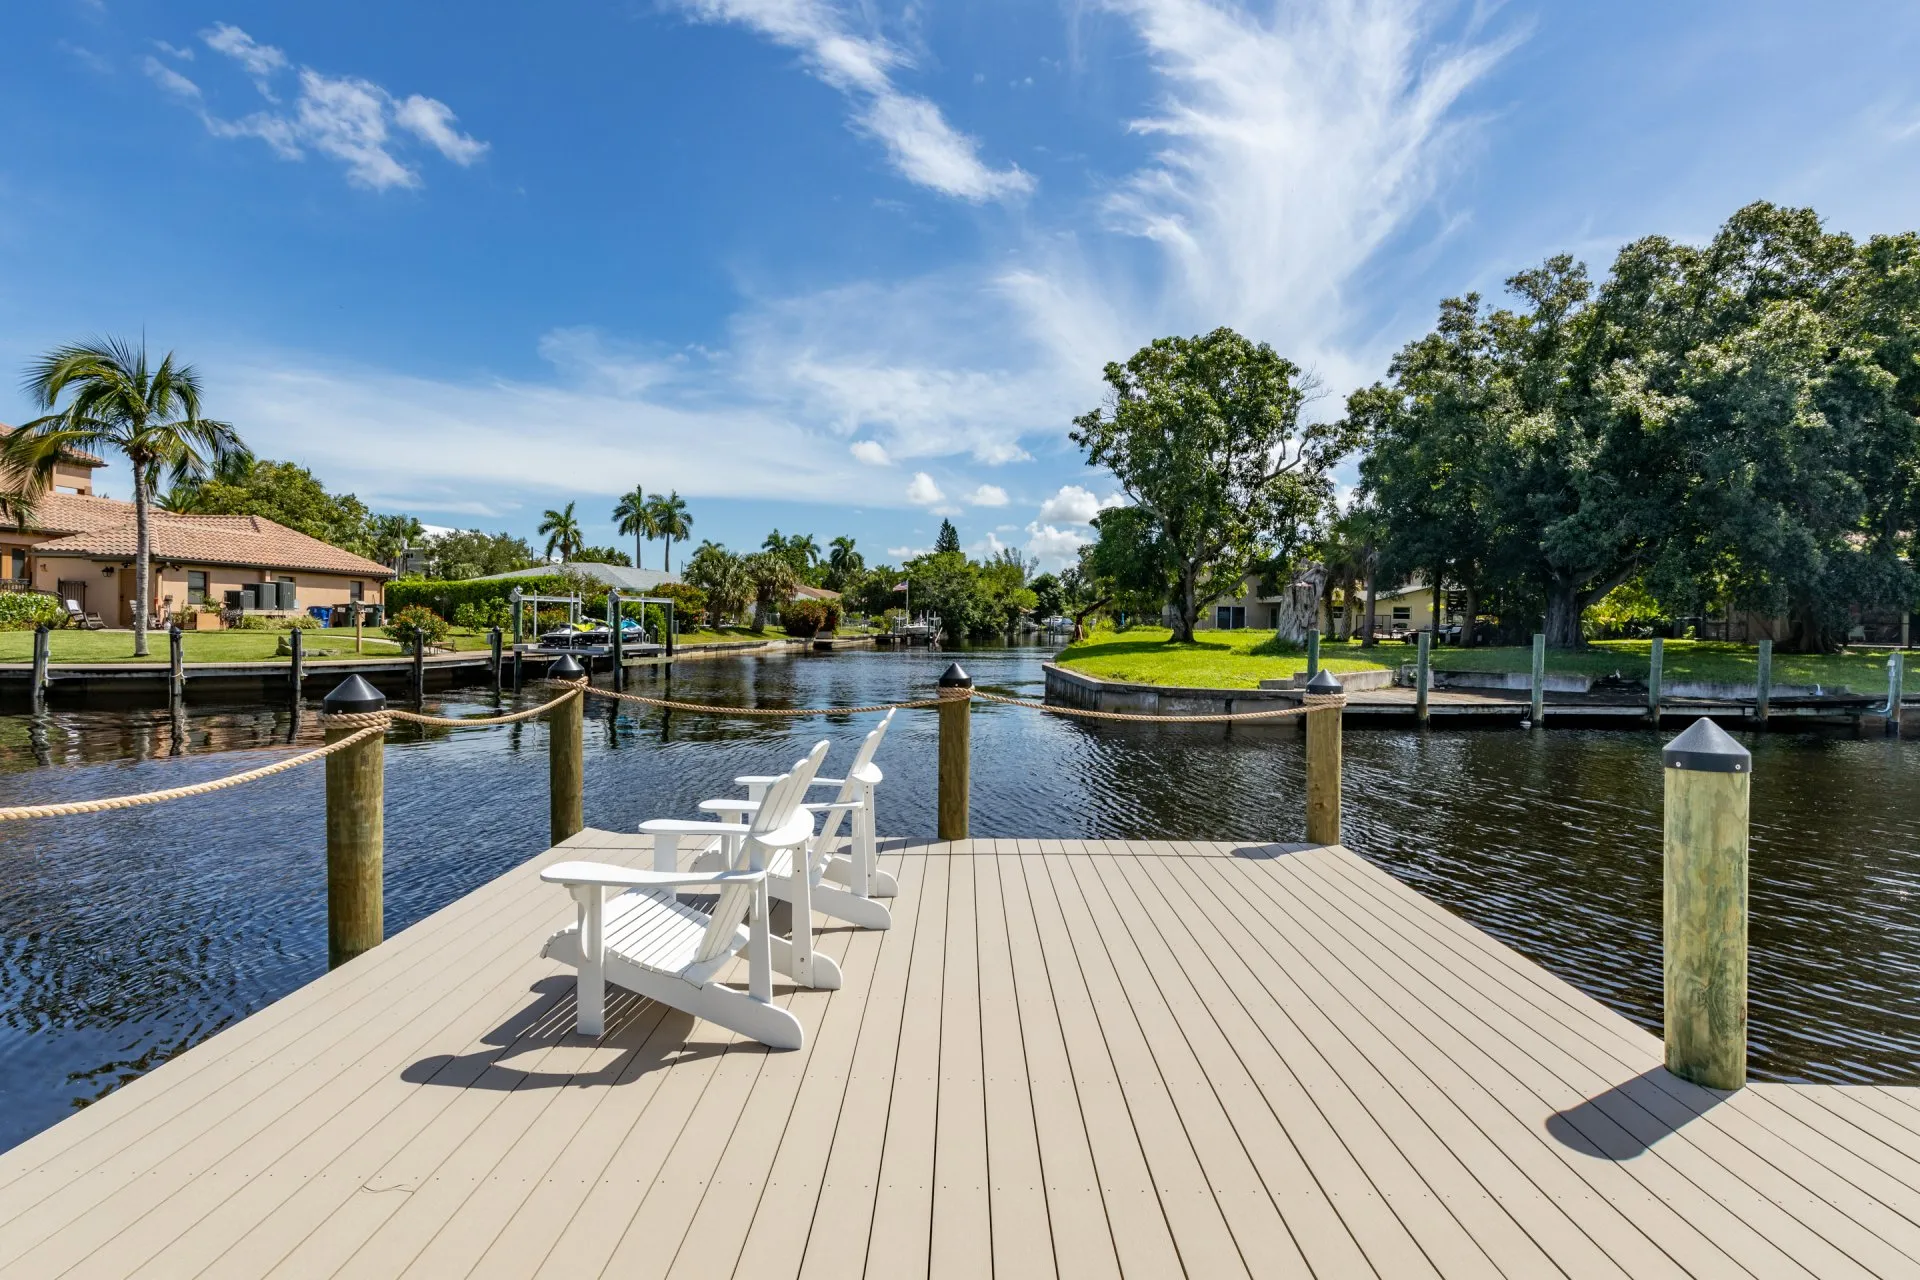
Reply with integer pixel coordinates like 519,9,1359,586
1432,576,1443,640
663,540,670,572
1461,583,1478,648
133,464,152,657
635,532,643,569
1361,570,1378,647
1544,581,1584,648
1171,568,1199,642
1341,575,1357,639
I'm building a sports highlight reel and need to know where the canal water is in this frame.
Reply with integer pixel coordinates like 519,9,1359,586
0,644,1915,1151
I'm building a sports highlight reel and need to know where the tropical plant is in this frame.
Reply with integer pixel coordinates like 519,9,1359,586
682,540,751,627
933,519,962,554
780,597,838,637
612,485,655,568
744,550,799,631
4,337,243,655
383,604,451,651
0,591,64,631
825,535,864,591
649,491,693,571
537,501,584,562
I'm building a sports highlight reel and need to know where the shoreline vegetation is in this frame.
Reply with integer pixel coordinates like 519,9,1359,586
1057,627,1920,694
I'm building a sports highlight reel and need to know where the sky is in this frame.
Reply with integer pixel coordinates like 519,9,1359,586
6,0,1920,572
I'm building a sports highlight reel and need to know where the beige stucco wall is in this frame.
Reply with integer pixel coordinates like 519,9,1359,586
27,556,386,624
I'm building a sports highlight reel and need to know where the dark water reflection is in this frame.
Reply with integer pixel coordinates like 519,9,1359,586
0,644,1915,1150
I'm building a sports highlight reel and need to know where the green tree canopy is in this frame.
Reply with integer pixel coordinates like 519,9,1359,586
1072,327,1350,641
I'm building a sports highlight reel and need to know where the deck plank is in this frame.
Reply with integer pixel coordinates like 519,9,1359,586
0,839,1913,1280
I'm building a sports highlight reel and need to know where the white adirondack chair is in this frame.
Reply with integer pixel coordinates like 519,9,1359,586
698,711,895,932
538,741,829,1049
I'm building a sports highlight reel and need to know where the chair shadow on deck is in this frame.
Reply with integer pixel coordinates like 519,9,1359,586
1546,1067,1730,1158
399,975,772,1092
1229,842,1317,860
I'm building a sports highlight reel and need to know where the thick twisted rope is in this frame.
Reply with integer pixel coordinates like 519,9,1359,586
971,687,1346,724
0,723,386,822
588,684,945,716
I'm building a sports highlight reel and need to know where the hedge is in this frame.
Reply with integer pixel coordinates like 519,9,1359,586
386,576,578,621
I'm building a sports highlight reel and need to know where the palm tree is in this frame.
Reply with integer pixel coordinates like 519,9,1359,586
612,485,654,568
826,535,863,591
538,501,584,562
5,338,241,655
648,491,692,572
744,550,799,632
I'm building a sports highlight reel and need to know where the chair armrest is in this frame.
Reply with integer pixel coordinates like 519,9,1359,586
852,764,882,786
802,800,862,813
699,797,759,814
541,860,765,889
640,818,751,836
735,774,845,789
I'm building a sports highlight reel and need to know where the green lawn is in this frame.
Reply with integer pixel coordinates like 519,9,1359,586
1427,639,1919,693
0,627,405,664
1056,626,1390,689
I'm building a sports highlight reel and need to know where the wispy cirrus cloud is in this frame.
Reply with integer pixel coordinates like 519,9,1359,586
669,0,1033,203
143,23,487,190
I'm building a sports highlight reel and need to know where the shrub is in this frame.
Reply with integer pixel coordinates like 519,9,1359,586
0,591,64,631
386,574,576,622
229,613,319,631
383,605,451,651
781,598,839,638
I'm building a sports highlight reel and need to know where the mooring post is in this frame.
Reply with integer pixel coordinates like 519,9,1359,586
1648,636,1664,726
665,601,676,660
1755,639,1772,726
323,675,387,969
510,588,524,693
1530,633,1546,725
1889,651,1906,739
1415,629,1431,727
412,625,426,705
168,624,184,706
609,590,623,692
937,662,973,840
1306,629,1321,680
549,654,586,845
1305,668,1344,846
289,624,304,709
32,622,51,707
1662,718,1750,1091
354,604,363,655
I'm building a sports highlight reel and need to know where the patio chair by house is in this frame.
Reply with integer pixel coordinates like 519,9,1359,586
539,741,829,1048
697,710,896,932
64,599,105,630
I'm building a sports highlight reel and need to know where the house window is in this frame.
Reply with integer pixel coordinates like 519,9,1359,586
1268,606,1281,629
8,549,26,582
1392,606,1411,623
349,581,364,602
1215,605,1246,629
187,571,208,605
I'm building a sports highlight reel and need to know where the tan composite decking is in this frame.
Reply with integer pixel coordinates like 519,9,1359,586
1,836,1917,1278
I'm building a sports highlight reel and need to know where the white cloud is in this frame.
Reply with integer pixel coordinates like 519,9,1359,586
1025,522,1091,569
157,24,486,190
886,546,926,560
154,40,195,61
671,0,1033,203
850,439,891,465
393,94,489,166
967,484,1009,507
1036,484,1123,525
905,471,944,505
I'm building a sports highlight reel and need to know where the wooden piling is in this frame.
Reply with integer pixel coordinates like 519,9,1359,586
168,625,184,706
1755,639,1772,725
549,655,586,844
609,591,624,692
937,663,972,840
1305,669,1344,846
1647,636,1664,726
1890,652,1906,739
1414,629,1430,727
1306,630,1320,680
489,627,503,695
323,677,387,969
289,625,304,709
412,627,426,704
32,623,50,707
1663,718,1749,1090
1530,633,1546,725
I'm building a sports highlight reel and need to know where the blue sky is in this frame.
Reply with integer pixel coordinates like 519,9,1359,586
6,0,1920,571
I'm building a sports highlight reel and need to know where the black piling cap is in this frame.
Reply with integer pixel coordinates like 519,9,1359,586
1663,717,1750,773
549,653,588,680
1306,667,1344,696
938,662,973,689
323,674,386,714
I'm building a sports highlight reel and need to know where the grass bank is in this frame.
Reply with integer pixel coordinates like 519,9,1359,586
1426,638,1918,693
0,628,408,664
1055,626,1390,690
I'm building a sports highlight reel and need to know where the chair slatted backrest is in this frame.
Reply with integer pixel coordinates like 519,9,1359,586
693,740,828,964
812,711,893,860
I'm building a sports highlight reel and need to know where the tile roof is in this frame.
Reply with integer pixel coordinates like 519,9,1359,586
32,513,395,578
0,423,106,467
6,491,136,535
792,584,843,601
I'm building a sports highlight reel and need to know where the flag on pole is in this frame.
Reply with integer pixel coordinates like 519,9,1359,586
892,581,908,592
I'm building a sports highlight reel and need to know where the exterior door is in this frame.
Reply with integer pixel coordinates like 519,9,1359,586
57,580,86,611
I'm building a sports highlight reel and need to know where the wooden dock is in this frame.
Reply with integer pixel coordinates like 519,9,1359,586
1,836,1916,1278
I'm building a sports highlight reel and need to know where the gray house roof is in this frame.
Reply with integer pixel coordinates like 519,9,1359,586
471,562,681,593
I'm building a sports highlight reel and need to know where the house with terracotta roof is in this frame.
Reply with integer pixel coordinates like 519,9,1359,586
1,424,393,625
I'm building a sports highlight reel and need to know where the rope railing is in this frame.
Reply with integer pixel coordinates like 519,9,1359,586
0,722,386,822
322,680,586,730
589,685,948,717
